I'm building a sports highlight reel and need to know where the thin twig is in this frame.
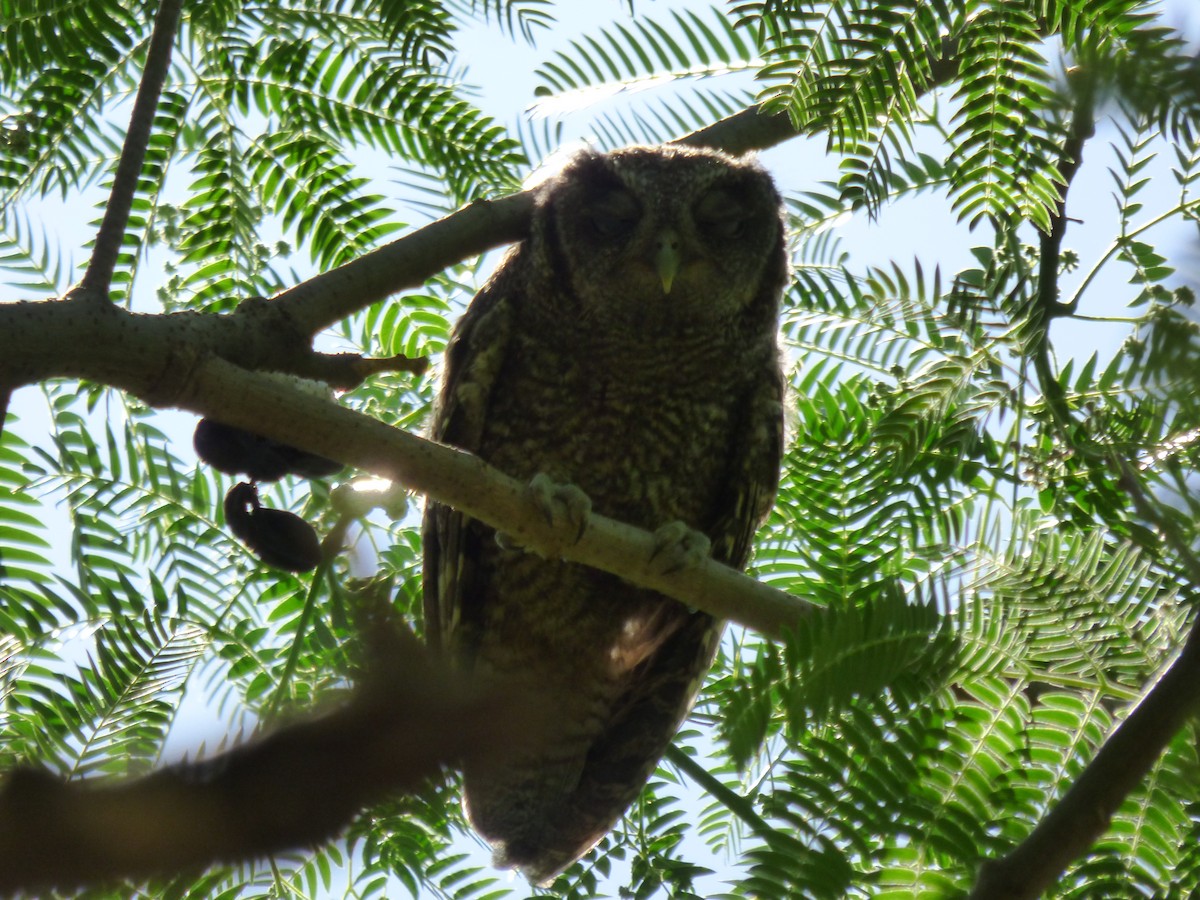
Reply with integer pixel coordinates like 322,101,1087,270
678,36,962,155
305,350,430,388
1114,455,1200,585
665,745,776,842
1065,200,1200,312
265,516,353,720
73,0,183,301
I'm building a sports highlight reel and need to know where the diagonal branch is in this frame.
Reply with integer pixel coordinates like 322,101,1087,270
73,0,183,302
679,36,961,154
968,623,1200,900
271,36,967,338
277,192,533,337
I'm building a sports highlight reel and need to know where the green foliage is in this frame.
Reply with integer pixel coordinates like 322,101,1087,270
534,6,758,98
4,0,1200,898
1,0,527,308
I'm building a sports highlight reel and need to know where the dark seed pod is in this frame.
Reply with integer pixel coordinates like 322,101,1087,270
224,482,322,573
194,419,341,482
276,444,343,480
195,419,292,481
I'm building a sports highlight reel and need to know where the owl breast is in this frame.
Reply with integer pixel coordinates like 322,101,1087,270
485,329,742,527
469,322,745,670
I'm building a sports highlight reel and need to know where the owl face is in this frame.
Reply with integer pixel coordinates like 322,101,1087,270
529,146,785,332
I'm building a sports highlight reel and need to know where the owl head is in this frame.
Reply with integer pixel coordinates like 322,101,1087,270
522,145,788,335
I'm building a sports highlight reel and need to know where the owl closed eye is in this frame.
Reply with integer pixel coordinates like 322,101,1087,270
585,187,641,239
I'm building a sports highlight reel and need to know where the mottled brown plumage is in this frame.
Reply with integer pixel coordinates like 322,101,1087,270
422,145,788,883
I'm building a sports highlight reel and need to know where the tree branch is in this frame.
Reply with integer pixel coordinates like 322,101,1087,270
969,74,1200,898
73,0,183,302
0,300,813,637
0,614,541,894
277,192,533,337
266,36,969,338
1030,72,1097,434
1037,69,1097,322
968,623,1200,899
179,357,813,638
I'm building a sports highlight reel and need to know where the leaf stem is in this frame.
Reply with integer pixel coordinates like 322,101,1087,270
1065,200,1200,313
265,516,351,719
665,744,777,843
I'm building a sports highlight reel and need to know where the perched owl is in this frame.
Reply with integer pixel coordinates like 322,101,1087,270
422,145,788,883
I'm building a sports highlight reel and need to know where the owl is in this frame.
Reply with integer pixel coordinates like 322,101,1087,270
422,144,788,883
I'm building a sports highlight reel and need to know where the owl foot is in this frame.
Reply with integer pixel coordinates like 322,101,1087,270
497,473,592,557
649,521,712,575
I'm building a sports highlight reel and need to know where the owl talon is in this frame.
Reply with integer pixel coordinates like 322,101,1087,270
497,473,592,556
529,473,592,542
650,521,712,575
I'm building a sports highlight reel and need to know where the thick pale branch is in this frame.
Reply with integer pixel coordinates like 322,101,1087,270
0,298,812,637
181,358,812,638
0,295,408,391
0,299,810,892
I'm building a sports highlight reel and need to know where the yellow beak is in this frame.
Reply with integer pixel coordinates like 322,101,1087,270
656,233,681,294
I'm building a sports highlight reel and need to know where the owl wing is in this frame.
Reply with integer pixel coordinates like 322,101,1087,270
421,255,518,658
706,350,785,570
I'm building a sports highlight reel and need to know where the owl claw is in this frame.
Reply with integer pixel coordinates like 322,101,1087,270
497,473,592,556
529,473,592,542
649,521,712,575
